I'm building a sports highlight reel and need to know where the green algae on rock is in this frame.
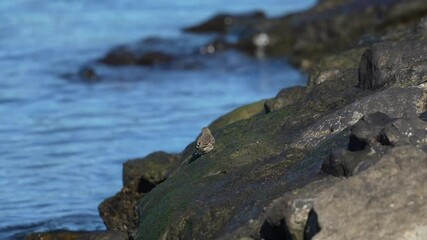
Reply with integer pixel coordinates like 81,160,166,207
208,100,266,131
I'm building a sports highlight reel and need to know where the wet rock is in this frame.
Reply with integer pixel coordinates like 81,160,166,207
183,11,266,34
236,0,427,65
100,46,174,66
78,66,99,81
265,86,305,113
199,37,233,54
99,152,180,235
358,40,427,90
314,146,427,240
25,230,128,240
134,51,174,66
98,187,141,234
101,46,137,65
123,151,181,192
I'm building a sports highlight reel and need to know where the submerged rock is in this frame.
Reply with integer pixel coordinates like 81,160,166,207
101,47,174,66
78,66,99,81
236,0,427,67
100,46,137,65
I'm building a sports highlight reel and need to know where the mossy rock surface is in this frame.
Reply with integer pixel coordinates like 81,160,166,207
136,106,298,240
209,100,266,131
134,75,369,239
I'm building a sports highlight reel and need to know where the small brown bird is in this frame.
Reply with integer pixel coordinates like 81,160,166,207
180,127,215,166
196,127,215,155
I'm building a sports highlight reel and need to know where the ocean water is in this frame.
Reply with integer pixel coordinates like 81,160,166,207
0,0,314,239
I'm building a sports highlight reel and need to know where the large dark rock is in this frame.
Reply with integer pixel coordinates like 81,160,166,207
292,87,423,150
322,112,394,177
128,24,427,237
314,146,427,240
123,151,181,192
101,46,174,66
132,48,427,238
183,11,266,34
98,37,200,68
221,146,427,240
358,40,427,90
236,0,427,68
133,85,425,240
322,111,427,177
98,151,180,236
100,46,137,65
99,187,142,234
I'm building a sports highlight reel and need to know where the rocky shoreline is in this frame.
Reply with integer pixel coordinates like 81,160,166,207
26,0,427,239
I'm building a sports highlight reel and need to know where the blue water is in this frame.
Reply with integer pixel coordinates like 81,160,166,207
0,0,314,239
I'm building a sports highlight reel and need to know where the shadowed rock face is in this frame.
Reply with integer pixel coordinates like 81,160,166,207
323,112,427,177
98,152,180,236
358,40,427,90
314,146,427,240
